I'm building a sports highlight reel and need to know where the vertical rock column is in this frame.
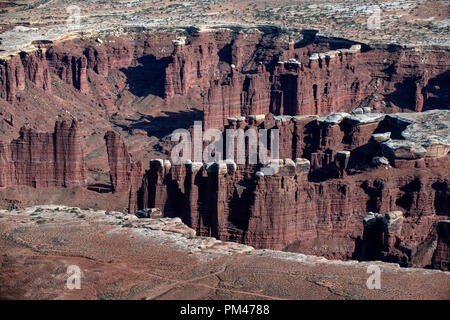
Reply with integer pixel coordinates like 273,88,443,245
2,120,87,188
361,212,384,260
204,162,228,238
335,151,350,178
105,131,136,192
432,221,450,271
128,161,143,214
55,120,87,187
184,161,203,230
0,55,26,102
381,210,404,252
0,142,13,187
104,131,143,212
20,49,52,94
146,159,171,211
11,127,55,188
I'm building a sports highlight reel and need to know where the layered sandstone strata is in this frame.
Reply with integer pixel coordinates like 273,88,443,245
203,64,272,130
104,131,143,213
164,31,219,98
0,50,51,102
432,221,450,271
1,29,448,129
0,28,448,271
0,33,175,108
199,34,449,130
130,110,449,269
0,120,87,188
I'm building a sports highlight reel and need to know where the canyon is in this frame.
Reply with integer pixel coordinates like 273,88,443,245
0,27,448,272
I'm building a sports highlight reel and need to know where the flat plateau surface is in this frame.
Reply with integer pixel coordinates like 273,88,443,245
1,0,449,59
0,206,449,300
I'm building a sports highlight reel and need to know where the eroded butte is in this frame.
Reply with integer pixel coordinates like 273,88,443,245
0,1,449,300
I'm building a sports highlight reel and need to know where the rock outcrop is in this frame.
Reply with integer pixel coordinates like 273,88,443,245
199,34,449,130
2,29,448,129
104,131,143,213
0,50,51,102
432,221,450,271
130,110,449,269
203,64,272,130
164,32,219,98
0,29,448,272
378,110,450,162
0,120,87,188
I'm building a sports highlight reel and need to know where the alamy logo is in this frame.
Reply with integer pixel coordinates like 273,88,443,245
367,6,382,30
66,265,81,290
66,5,81,30
366,265,381,290
171,121,280,175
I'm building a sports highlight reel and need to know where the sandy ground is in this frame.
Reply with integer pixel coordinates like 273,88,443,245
0,206,448,300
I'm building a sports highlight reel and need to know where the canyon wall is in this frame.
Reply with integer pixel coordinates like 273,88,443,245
105,131,143,213
0,29,448,270
202,43,450,130
164,32,220,98
132,110,449,268
0,50,51,103
0,120,87,188
2,29,449,128
432,221,450,271
0,33,175,112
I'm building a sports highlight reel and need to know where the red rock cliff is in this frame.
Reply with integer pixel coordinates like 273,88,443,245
104,131,143,213
131,110,449,269
0,120,87,188
1,31,448,126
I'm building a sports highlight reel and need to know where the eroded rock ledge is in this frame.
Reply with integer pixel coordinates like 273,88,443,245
0,205,448,271
0,110,448,270
1,206,448,299
129,110,449,269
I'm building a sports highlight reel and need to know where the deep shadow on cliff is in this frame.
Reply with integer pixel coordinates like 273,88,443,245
423,70,450,111
120,55,172,98
112,109,203,139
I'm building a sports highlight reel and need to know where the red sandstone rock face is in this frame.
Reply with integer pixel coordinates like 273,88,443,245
83,45,109,77
164,32,219,98
0,120,87,188
131,110,449,269
0,55,25,102
432,221,450,271
104,131,143,213
20,50,52,94
151,30,450,130
1,30,448,124
0,36,152,103
46,47,89,94
0,141,14,187
0,30,448,271
134,160,448,265
203,65,272,130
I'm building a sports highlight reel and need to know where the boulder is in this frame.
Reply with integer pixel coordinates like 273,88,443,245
136,208,163,219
